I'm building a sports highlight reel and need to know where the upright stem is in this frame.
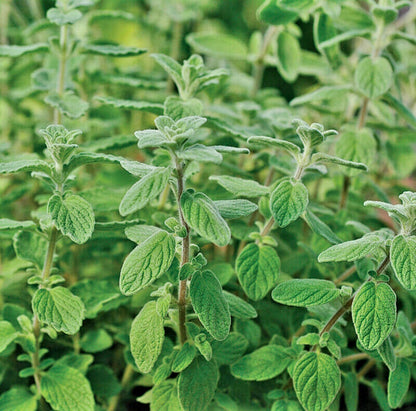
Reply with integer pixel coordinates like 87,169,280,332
166,21,183,93
54,24,68,124
175,159,189,344
32,227,58,395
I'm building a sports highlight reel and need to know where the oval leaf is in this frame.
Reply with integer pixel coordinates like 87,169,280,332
390,235,416,290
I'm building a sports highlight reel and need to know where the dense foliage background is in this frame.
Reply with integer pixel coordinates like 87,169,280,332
0,0,416,410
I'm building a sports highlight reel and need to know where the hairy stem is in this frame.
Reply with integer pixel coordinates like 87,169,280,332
107,364,135,411
175,159,189,344
54,24,68,124
337,352,369,365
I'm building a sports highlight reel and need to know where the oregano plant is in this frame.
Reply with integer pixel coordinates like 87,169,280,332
1,0,416,410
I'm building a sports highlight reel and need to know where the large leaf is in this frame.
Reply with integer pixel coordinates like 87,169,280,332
119,230,176,295
130,301,164,373
41,364,94,411
270,179,309,227
231,345,291,381
0,388,37,411
190,270,231,341
211,332,248,365
352,281,396,350
0,159,51,175
178,356,219,411
236,243,280,301
151,380,181,411
48,193,95,244
119,167,171,216
181,190,231,247
390,235,416,290
32,287,85,335
293,352,341,411
0,218,36,230
387,360,410,409
272,279,340,307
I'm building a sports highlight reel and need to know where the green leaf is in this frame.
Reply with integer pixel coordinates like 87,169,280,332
290,85,352,107
152,53,185,92
48,193,95,244
311,152,368,171
303,209,342,244
223,291,257,319
343,372,358,411
257,0,310,26
0,43,48,57
272,279,340,307
352,281,396,350
82,44,146,57
0,388,37,411
164,96,203,119
87,365,121,399
0,159,51,175
120,230,176,295
130,301,164,373
0,218,36,230
370,381,390,411
119,167,171,216
125,225,161,243
387,359,410,408
172,342,197,372
383,93,416,129
214,199,258,219
151,380,181,411
187,32,248,60
178,144,223,164
47,7,83,24
275,31,300,82
248,135,301,156
190,270,231,341
178,356,219,411
41,364,94,411
236,243,280,301
390,235,416,290
96,96,164,115
211,332,248,365
231,344,291,381
293,352,341,411
270,179,309,227
318,234,385,262
181,190,231,247
335,128,376,176
45,92,89,119
65,152,124,173
13,231,48,269
210,175,269,197
377,337,396,372
0,321,18,353
32,287,85,335
80,329,112,353
355,56,393,98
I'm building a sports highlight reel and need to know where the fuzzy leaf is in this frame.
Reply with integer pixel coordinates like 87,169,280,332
119,230,176,295
0,321,18,353
211,332,248,365
377,337,396,372
178,356,219,411
275,31,300,82
0,159,51,175
223,291,257,319
214,199,258,219
236,243,280,301
130,301,164,373
0,218,36,230
32,287,85,335
293,352,341,411
82,44,146,57
172,342,197,373
119,167,171,216
13,231,48,269
0,43,48,57
270,179,309,227
190,270,231,341
248,135,301,155
97,96,164,115
352,281,396,350
272,279,340,307
41,364,94,411
387,360,410,408
151,380,181,411
311,152,368,171
178,144,223,164
0,388,37,411
45,92,89,119
181,190,231,247
209,175,269,197
187,33,248,59
231,345,291,381
390,235,416,290
48,193,95,244
303,209,341,244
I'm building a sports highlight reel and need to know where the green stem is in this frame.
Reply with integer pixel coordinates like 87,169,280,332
337,352,369,365
107,364,135,411
54,24,68,124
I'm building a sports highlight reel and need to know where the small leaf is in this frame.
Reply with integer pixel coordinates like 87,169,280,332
13,231,48,269
82,44,146,57
311,152,368,171
0,159,51,175
209,175,269,197
0,43,48,57
190,270,231,341
45,92,89,119
343,372,358,411
303,209,342,244
223,291,257,319
151,380,181,411
236,243,280,301
32,287,85,335
270,179,309,227
152,53,185,92
293,352,341,411
171,342,196,372
352,281,396,350
0,387,37,411
130,301,164,374
390,235,416,290
0,218,36,230
181,190,231,247
272,279,340,307
248,135,301,156
119,167,171,216
211,332,248,365
387,359,410,408
214,199,258,219
231,345,291,381
355,56,393,98
178,356,219,411
96,96,164,115
41,364,94,411
119,230,176,295
80,329,112,353
377,337,396,372
275,31,300,82
134,130,169,149
65,152,124,173
48,193,95,244
47,7,82,25
0,321,18,353
178,144,223,164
